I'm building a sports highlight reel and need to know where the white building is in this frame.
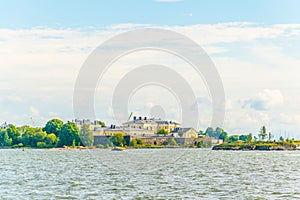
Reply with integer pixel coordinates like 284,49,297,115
122,116,180,133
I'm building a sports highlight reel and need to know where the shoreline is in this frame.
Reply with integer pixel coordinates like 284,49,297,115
212,144,300,151
1,145,300,151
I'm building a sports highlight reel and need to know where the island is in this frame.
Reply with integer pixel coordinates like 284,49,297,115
1,119,299,150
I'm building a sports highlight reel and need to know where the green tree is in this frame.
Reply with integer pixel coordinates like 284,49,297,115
6,124,21,145
247,133,253,143
58,122,80,147
238,135,248,142
268,132,273,141
205,127,215,138
97,120,106,127
254,136,258,141
279,136,284,141
197,140,204,148
136,138,143,145
258,126,267,141
168,138,177,146
37,142,47,148
0,129,12,147
219,132,228,142
43,119,64,136
215,127,224,137
35,130,47,143
21,127,36,147
228,135,239,142
198,130,205,138
109,133,125,147
79,123,94,147
20,127,47,147
45,133,58,147
157,129,168,135
130,138,137,146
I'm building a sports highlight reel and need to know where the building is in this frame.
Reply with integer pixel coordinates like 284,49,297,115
75,117,203,146
73,119,104,131
0,122,8,129
170,128,198,138
122,116,180,133
94,125,155,136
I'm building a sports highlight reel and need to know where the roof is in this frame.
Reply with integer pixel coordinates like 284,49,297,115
122,118,180,126
171,128,195,133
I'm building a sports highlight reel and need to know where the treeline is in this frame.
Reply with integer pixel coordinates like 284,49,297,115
201,126,298,144
0,119,96,148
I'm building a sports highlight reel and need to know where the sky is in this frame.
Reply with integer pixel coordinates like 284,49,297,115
1,0,300,138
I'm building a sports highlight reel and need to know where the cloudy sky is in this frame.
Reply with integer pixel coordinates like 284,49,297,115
1,0,300,138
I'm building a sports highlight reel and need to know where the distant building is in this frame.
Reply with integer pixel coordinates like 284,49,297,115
0,122,8,129
122,116,180,133
75,116,204,146
93,125,155,137
170,128,198,138
73,119,104,131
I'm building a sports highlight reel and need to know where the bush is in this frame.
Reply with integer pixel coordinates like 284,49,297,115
130,139,137,146
37,142,47,148
109,133,125,147
168,138,177,146
136,138,143,145
96,144,104,148
197,141,204,148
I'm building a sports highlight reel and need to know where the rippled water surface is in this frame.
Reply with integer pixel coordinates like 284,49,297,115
1,149,300,199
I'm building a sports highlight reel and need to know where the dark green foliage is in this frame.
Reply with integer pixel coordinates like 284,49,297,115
238,135,248,142
45,133,58,147
109,133,125,147
6,124,21,145
43,119,63,136
168,138,177,146
198,130,205,138
157,129,168,135
247,133,253,143
228,135,239,142
58,122,80,147
219,132,228,142
0,129,12,146
205,127,228,140
205,127,215,137
197,140,204,148
80,123,94,147
37,142,47,148
21,127,47,147
97,121,106,127
258,125,267,140
130,139,137,146
136,138,143,145
279,136,284,141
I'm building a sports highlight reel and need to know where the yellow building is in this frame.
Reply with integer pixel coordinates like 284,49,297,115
122,116,180,133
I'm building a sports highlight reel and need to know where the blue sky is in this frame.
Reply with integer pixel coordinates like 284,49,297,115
1,0,300,28
1,0,300,138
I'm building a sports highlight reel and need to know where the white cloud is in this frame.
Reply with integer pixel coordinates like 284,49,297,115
1,22,300,137
244,89,284,111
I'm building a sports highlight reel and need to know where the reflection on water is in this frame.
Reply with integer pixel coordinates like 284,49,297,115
0,149,300,199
